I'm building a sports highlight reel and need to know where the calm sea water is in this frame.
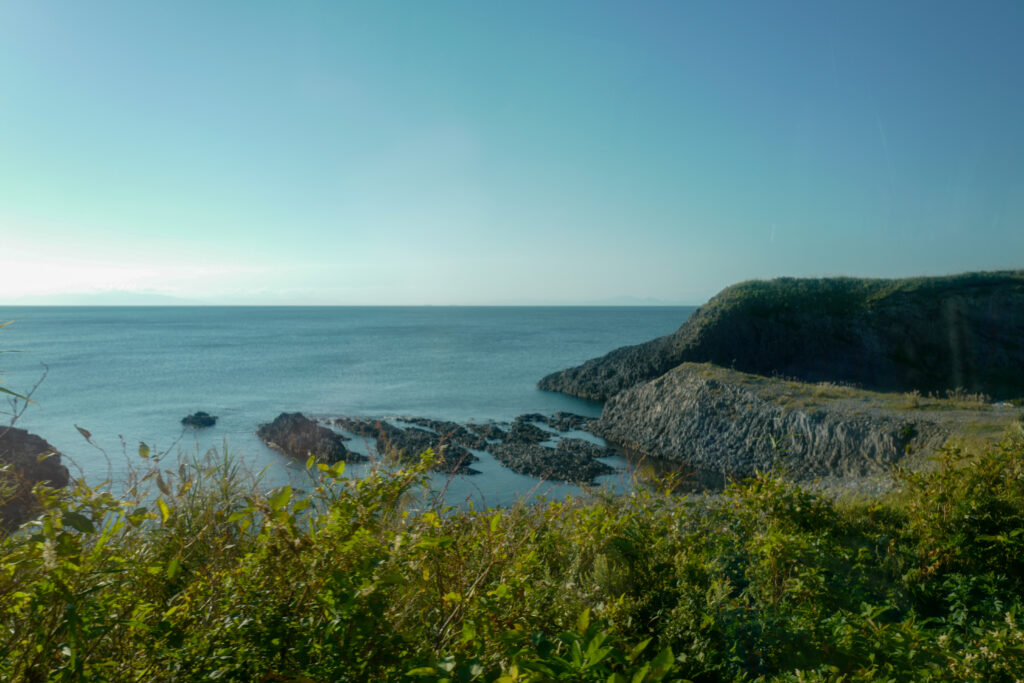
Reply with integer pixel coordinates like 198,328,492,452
0,306,693,506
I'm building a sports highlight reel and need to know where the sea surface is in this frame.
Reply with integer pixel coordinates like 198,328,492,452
0,306,693,507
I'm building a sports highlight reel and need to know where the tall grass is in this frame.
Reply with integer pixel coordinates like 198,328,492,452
2,426,1024,681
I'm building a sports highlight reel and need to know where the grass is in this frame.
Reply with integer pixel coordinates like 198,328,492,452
2,426,1024,680
712,270,1024,318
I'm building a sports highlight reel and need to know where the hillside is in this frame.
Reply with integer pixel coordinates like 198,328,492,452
539,271,1024,401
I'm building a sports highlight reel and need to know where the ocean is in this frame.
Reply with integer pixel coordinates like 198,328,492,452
0,306,694,506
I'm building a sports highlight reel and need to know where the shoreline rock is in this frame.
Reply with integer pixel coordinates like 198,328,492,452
487,442,614,484
590,363,1020,483
334,417,480,475
257,413,362,464
0,427,70,532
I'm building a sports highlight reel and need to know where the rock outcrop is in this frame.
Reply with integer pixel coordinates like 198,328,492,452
257,413,362,464
0,427,70,532
181,411,217,428
487,442,613,484
590,363,1021,482
334,417,479,474
540,272,1024,401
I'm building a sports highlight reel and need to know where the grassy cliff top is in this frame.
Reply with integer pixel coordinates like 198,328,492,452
706,269,1024,318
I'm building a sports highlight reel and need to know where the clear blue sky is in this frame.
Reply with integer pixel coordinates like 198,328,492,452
1,1,1021,304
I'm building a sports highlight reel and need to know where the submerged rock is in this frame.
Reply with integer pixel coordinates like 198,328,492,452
257,413,361,464
556,437,616,459
0,427,70,532
506,420,551,445
547,412,593,432
334,417,479,475
487,442,614,484
181,411,217,428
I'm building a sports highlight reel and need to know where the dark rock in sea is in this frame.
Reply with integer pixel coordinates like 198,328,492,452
467,423,507,442
539,271,1024,401
0,427,70,532
556,437,616,459
333,417,381,439
400,417,487,450
506,420,552,445
590,362,1020,483
334,417,479,475
548,412,593,432
257,413,361,464
487,442,614,484
514,413,548,424
181,411,217,428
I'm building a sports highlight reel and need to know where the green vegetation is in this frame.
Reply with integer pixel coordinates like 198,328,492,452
1,426,1023,681
713,270,1024,318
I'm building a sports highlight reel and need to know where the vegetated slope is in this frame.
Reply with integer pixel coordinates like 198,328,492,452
539,270,1024,401
590,362,1020,489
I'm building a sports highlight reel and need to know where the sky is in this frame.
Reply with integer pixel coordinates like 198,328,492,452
1,1,1022,305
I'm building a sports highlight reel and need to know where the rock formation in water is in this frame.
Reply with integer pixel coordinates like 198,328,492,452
540,271,1024,401
181,411,217,428
257,413,362,464
486,442,613,484
334,417,479,474
0,427,70,532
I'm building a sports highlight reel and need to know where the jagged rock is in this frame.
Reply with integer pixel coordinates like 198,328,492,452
400,417,487,450
257,413,361,464
556,437,616,459
514,413,548,424
467,423,506,442
333,417,381,439
548,412,593,432
334,417,479,475
181,411,217,428
506,421,551,445
540,272,1024,401
0,427,70,532
589,363,1020,482
487,442,614,484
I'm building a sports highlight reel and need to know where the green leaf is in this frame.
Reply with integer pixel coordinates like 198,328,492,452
404,667,437,677
157,498,170,524
577,608,591,635
138,442,150,459
627,638,651,663
268,486,292,512
75,424,93,442
156,472,171,496
646,646,675,681
305,454,316,470
166,555,181,580
62,511,95,534
0,386,28,401
228,508,253,523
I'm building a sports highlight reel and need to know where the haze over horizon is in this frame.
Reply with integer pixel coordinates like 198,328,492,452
2,1,1022,306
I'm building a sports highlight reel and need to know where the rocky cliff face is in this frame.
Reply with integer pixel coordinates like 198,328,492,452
0,427,70,532
540,272,1024,401
589,363,1016,483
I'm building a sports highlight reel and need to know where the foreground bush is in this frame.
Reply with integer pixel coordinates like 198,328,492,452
2,428,1024,681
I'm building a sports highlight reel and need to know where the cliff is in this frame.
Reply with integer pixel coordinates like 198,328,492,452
540,271,1024,401
0,427,70,532
590,363,1020,485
